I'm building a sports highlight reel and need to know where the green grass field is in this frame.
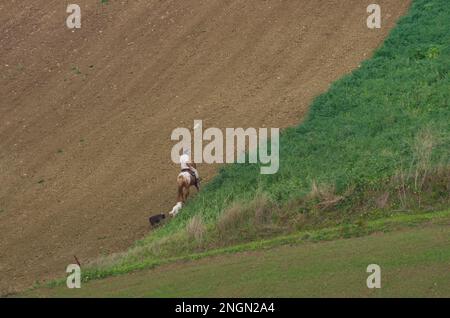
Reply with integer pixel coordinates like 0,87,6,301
25,211,450,297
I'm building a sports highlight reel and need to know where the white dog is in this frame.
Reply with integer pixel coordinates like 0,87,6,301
169,201,183,217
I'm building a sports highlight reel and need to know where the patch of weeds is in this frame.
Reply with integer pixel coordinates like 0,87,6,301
71,66,81,75
32,281,42,289
426,46,441,60
186,215,206,245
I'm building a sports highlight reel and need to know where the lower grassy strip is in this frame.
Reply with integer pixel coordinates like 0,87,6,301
38,208,450,289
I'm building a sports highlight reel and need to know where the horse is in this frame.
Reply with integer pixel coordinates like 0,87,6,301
170,165,199,217
177,169,198,203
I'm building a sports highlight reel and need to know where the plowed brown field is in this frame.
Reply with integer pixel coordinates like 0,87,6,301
0,0,410,294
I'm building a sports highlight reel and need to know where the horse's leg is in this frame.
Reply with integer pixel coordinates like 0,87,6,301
194,178,199,191
177,175,186,203
177,184,184,203
183,185,190,202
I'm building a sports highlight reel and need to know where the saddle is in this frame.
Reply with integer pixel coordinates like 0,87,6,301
183,168,201,184
181,167,195,178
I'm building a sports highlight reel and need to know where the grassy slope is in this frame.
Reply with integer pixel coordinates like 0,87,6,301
25,211,450,297
158,0,450,232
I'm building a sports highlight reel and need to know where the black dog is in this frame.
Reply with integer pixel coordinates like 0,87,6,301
149,213,166,227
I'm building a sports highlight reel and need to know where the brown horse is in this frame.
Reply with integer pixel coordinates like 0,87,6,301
177,169,198,203
169,163,199,217
169,171,197,217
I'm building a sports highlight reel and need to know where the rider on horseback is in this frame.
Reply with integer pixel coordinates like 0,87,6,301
180,149,200,190
168,149,200,217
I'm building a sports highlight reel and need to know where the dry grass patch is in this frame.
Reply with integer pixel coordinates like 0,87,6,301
186,215,206,243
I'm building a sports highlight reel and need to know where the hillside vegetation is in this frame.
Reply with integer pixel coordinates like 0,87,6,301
40,0,450,285
27,211,450,297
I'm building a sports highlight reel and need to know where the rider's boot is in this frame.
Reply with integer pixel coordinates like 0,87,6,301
195,180,200,191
